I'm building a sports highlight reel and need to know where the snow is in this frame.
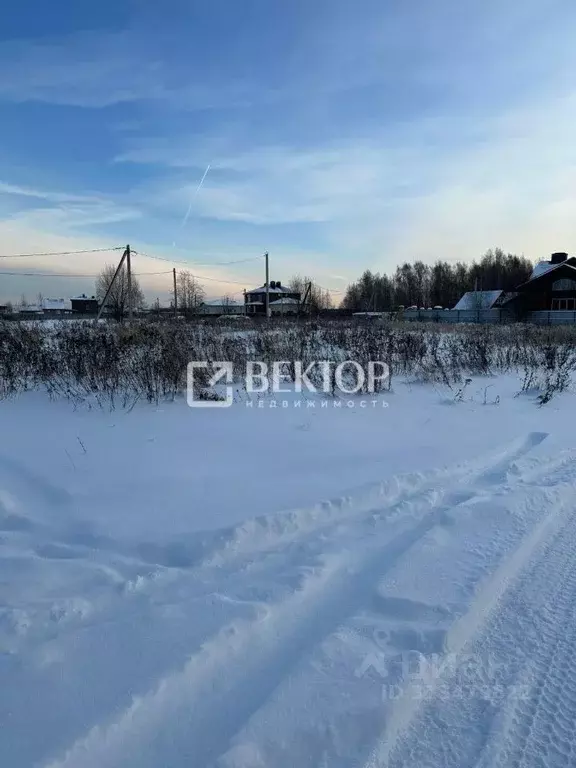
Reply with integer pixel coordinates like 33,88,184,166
42,299,71,312
203,299,243,306
530,260,554,279
524,260,576,284
246,284,291,295
269,297,299,305
453,290,503,310
3,379,576,767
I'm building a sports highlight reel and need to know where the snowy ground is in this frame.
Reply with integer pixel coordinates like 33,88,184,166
2,377,576,767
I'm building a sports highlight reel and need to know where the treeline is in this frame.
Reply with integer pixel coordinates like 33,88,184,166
342,248,534,311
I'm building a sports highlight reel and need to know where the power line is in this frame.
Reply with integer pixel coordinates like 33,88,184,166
0,271,101,278
0,245,344,293
133,270,173,276
136,251,343,293
0,269,172,278
0,271,342,293
180,272,249,286
132,250,264,267
0,246,124,259
0,268,246,286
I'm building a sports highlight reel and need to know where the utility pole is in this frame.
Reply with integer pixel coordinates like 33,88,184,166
265,251,270,320
126,243,133,321
299,282,311,319
96,247,128,323
303,282,312,306
173,268,178,319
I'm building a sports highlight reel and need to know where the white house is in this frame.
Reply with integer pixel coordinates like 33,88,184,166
199,298,246,316
42,298,72,316
244,281,301,315
269,297,300,315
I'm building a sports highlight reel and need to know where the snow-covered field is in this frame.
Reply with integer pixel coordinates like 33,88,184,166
2,378,576,767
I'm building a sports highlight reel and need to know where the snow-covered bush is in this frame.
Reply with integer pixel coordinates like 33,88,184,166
1,318,576,406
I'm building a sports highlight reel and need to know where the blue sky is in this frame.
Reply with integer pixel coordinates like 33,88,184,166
1,0,576,302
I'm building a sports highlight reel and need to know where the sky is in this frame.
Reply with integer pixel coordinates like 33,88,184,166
1,0,576,303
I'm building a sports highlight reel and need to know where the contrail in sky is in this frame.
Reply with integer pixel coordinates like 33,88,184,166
181,163,211,229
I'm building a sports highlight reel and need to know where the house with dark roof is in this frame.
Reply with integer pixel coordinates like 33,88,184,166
504,252,576,314
70,295,99,315
244,281,300,315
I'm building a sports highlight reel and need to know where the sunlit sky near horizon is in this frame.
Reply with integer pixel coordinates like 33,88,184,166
1,0,576,302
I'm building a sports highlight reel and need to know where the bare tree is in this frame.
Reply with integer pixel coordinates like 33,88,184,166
342,249,533,311
96,264,145,320
289,274,333,313
220,295,236,315
172,271,205,316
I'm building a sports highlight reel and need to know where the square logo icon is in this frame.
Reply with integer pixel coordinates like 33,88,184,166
187,361,234,408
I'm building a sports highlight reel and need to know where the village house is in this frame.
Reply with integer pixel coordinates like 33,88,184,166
509,252,576,313
199,298,246,316
42,299,73,317
450,252,576,321
70,295,99,315
244,281,301,316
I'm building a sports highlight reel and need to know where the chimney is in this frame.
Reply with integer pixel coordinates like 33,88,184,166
276,280,282,288
551,252,568,265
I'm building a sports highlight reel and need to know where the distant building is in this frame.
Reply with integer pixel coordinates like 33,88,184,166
451,252,576,319
18,305,44,318
199,298,246,316
269,297,300,315
70,295,99,315
244,281,300,316
510,252,576,312
42,298,72,317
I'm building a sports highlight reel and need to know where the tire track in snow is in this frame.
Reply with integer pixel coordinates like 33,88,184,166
0,453,70,510
365,476,576,766
215,456,576,768
42,433,552,768
201,432,550,569
365,492,574,766
406,498,576,768
486,546,576,768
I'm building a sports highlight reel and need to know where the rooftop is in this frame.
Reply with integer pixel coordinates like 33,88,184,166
453,290,503,310
518,260,576,288
203,298,243,306
530,261,555,280
246,283,290,295
270,297,299,305
42,298,71,311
